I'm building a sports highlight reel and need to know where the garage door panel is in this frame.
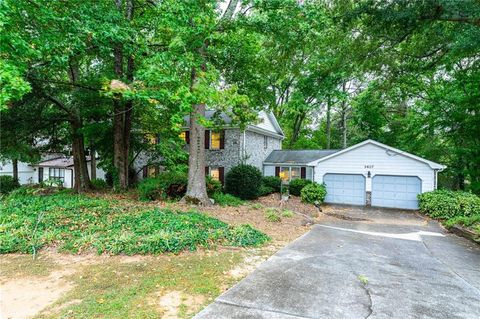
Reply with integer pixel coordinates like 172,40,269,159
324,174,366,206
372,175,421,209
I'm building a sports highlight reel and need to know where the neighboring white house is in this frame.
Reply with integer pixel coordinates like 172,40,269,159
0,156,106,189
264,140,445,210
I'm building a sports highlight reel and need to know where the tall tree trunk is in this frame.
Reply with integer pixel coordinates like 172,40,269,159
112,0,134,190
71,119,91,193
90,146,96,180
340,82,348,149
12,158,18,181
182,67,211,205
326,97,332,149
290,111,306,148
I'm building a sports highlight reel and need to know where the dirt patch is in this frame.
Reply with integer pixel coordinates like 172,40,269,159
0,267,75,319
255,194,320,218
148,290,206,318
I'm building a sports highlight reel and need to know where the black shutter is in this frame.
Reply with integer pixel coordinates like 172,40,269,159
219,167,225,185
143,166,148,178
205,130,210,149
205,166,209,176
220,130,225,149
275,167,280,177
185,131,190,144
301,167,306,179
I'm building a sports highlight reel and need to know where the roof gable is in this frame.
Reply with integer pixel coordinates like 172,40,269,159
307,139,445,169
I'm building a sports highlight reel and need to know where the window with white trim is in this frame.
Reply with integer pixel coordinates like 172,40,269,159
49,168,65,182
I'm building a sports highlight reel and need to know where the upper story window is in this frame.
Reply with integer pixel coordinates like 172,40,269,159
210,131,222,149
264,136,268,149
179,131,190,144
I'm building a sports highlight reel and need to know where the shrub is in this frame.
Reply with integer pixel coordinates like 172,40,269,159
206,176,222,196
211,192,244,207
225,164,262,200
261,176,281,193
138,171,188,201
300,183,327,204
0,176,20,194
91,178,109,190
288,178,312,196
418,190,480,220
258,185,274,197
265,208,281,222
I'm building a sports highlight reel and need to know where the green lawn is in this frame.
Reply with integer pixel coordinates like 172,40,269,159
0,191,270,255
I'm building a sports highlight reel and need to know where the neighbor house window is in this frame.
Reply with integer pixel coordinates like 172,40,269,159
264,136,268,149
49,168,65,182
210,131,221,149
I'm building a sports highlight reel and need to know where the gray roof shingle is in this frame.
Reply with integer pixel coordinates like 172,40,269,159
264,149,340,165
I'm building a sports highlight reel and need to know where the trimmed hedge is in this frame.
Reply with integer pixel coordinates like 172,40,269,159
418,190,480,220
300,183,327,204
289,178,312,196
261,176,282,193
0,176,20,194
225,164,262,200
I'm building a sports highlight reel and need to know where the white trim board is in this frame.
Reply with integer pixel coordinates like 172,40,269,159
307,139,445,170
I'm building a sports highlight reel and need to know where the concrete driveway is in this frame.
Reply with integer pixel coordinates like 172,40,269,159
195,206,480,319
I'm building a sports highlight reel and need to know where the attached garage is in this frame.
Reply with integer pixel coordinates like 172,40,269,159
324,174,366,205
307,140,445,210
371,175,422,209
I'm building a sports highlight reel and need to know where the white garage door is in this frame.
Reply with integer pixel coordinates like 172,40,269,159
372,175,421,209
324,174,366,205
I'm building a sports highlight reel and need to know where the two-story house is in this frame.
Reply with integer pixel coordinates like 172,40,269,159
178,110,284,184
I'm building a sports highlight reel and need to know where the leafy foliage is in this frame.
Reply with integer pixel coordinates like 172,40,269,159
264,208,281,222
211,192,244,207
90,179,109,190
137,172,188,201
418,190,480,220
288,178,312,197
261,176,282,193
300,183,327,205
0,192,270,254
0,176,20,194
225,164,263,200
206,176,223,197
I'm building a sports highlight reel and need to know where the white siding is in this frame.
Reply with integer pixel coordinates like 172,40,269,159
264,165,275,176
0,161,35,184
253,111,277,134
314,143,435,193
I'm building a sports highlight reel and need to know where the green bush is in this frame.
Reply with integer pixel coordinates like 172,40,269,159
211,192,244,207
418,190,480,219
91,178,109,190
0,192,270,254
258,185,274,197
138,171,188,201
300,183,327,204
288,178,312,196
0,176,20,194
261,176,282,193
225,164,262,200
206,176,222,196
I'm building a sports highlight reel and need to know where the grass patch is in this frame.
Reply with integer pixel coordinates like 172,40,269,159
0,193,269,255
249,203,263,210
281,210,295,218
35,252,243,319
211,193,244,207
0,255,57,278
264,208,281,222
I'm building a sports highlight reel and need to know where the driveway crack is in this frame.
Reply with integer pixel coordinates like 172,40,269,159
360,283,373,319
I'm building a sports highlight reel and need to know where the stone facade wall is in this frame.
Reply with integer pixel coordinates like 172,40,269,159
243,130,282,172
205,128,242,173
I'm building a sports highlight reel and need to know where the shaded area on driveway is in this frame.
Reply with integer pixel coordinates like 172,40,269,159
195,206,480,319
